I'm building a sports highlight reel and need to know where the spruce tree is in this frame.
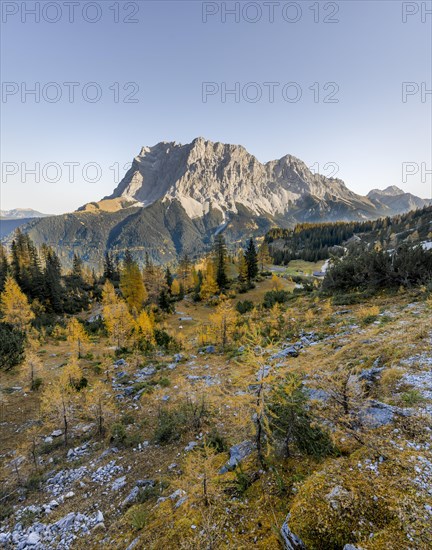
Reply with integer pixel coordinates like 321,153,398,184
237,249,249,291
214,234,228,289
245,238,258,282
178,254,191,290
0,244,9,292
165,266,173,291
44,248,64,313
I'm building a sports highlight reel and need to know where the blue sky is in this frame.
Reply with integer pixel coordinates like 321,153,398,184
1,0,431,214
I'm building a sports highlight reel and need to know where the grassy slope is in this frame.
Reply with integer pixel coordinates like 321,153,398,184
1,273,432,548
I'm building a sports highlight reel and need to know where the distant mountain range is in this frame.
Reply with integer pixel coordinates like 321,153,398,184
0,209,50,240
0,208,49,220
366,185,430,214
4,138,431,267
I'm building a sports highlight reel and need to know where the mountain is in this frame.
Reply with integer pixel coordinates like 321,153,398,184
107,137,379,221
0,208,50,219
367,186,431,214
9,138,430,267
0,209,51,240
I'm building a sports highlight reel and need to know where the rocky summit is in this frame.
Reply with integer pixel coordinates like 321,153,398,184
13,138,430,267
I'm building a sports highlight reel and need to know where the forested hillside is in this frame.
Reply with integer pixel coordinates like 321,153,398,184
267,205,432,264
1,221,432,550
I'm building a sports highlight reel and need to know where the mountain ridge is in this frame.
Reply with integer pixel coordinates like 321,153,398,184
106,137,379,220
0,208,50,219
5,138,431,267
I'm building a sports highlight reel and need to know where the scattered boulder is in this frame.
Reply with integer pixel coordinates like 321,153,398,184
220,440,255,473
186,375,201,382
326,485,351,510
360,401,394,428
280,514,306,549
256,365,271,381
122,486,140,508
26,532,40,546
306,388,330,402
184,441,199,452
359,365,384,393
126,537,141,550
158,489,188,508
111,475,127,491
136,479,155,488
169,489,188,508
271,347,299,360
139,366,156,377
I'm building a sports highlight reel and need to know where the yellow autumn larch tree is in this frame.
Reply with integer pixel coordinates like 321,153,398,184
66,317,89,358
85,381,115,437
135,309,155,348
0,274,35,330
102,280,135,349
209,300,238,348
120,261,147,313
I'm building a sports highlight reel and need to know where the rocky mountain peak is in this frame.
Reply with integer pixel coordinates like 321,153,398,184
368,185,405,198
107,138,374,220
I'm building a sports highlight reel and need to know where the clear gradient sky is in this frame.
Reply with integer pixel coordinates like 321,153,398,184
1,0,431,214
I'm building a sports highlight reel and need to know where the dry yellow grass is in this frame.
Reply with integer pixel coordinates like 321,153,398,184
1,288,432,549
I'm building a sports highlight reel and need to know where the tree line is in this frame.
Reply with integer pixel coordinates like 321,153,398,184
266,205,432,265
0,229,272,370
322,244,432,292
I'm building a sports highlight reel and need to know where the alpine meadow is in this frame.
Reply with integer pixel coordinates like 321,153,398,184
1,2,431,550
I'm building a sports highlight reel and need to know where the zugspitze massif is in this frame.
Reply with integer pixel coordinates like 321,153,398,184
21,138,429,267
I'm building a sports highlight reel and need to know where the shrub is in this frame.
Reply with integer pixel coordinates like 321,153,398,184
84,316,105,335
121,413,136,425
158,377,171,388
236,300,254,314
74,376,88,391
268,376,335,459
263,290,291,308
31,377,43,391
153,409,182,444
154,329,180,351
153,398,211,444
136,484,160,503
400,389,424,405
110,423,127,445
127,504,148,530
24,473,43,492
0,323,26,371
323,245,432,293
225,466,259,497
205,428,228,453
0,504,13,522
